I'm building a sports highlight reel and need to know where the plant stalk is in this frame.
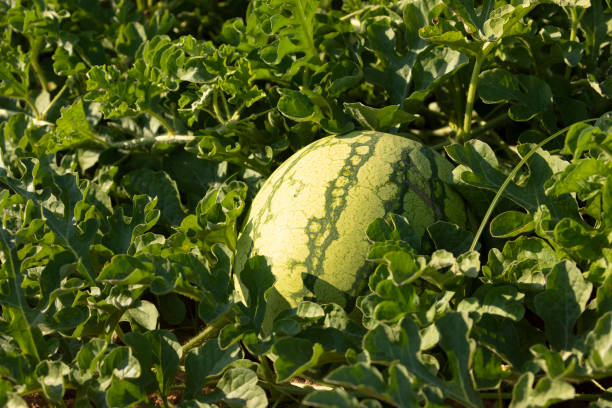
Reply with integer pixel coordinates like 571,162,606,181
564,7,581,80
180,309,236,361
471,113,510,137
41,77,72,120
460,54,484,142
111,135,196,150
146,109,175,135
29,36,50,94
220,91,232,123
212,89,226,125
469,118,599,251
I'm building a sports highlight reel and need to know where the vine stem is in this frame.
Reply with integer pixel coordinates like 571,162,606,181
41,77,72,120
20,97,40,119
414,113,509,142
564,7,582,80
220,91,232,123
471,113,510,137
29,36,49,94
460,54,484,142
180,309,236,361
145,109,175,135
110,135,196,150
212,89,226,125
468,118,600,252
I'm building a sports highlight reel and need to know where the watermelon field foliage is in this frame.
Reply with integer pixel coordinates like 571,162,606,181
1,0,612,406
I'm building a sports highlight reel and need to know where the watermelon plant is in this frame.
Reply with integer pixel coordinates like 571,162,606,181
1,0,611,407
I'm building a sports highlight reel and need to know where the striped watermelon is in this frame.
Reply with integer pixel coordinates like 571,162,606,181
234,130,468,324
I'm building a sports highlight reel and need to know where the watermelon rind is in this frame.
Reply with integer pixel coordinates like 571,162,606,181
234,130,468,327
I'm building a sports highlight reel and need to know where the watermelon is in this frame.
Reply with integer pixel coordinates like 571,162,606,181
234,130,468,325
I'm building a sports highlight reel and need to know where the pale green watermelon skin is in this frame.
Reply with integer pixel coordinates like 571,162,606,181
234,130,468,321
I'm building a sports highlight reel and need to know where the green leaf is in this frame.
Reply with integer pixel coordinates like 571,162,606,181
52,45,88,76
296,301,325,320
478,69,553,121
272,338,324,382
410,46,469,99
381,250,420,285
458,284,525,321
343,103,417,131
364,317,482,407
529,344,577,379
369,278,421,324
106,379,148,408
418,26,483,56
73,338,107,384
34,360,70,402
363,20,418,106
100,347,141,380
562,122,612,159
123,300,159,331
442,0,493,33
490,211,535,238
589,398,612,408
550,0,590,7
1,161,101,285
162,151,227,209
452,250,481,278
553,217,609,261
98,254,154,283
419,0,535,51
202,368,267,407
325,363,386,395
247,0,321,64
0,226,45,361
360,0,469,108
184,341,242,399
445,140,579,221
158,293,186,325
0,380,27,408
472,346,510,389
427,221,474,256
303,389,362,408
596,271,612,315
366,213,421,252
277,89,316,121
473,315,543,370
483,236,559,286
0,45,32,102
386,364,419,407
236,255,276,330
585,311,612,371
121,169,186,226
435,312,483,408
534,260,593,350
509,372,575,408
52,99,101,153
102,195,160,254
49,305,89,332
148,330,182,397
545,158,609,226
